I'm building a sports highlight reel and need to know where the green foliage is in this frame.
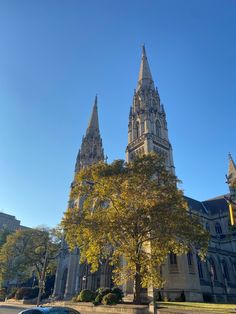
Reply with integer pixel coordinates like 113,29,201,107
62,154,209,304
93,294,103,305
0,228,60,286
96,287,111,297
0,288,6,301
93,287,112,305
102,292,119,305
0,227,12,248
111,287,123,301
15,287,39,300
77,289,95,302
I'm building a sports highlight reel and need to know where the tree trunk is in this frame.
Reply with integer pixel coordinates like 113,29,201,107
133,263,142,304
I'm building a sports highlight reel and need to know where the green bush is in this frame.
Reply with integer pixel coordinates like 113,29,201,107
93,294,103,305
102,292,119,305
15,287,39,300
0,288,6,301
111,287,123,302
96,287,111,297
77,289,95,302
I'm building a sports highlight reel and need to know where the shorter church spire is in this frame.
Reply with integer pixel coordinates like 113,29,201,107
228,153,236,185
75,96,104,173
137,45,154,90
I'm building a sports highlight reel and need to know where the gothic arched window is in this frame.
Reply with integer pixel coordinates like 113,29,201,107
187,251,194,266
136,121,140,139
197,255,203,279
169,253,177,265
187,251,195,273
215,222,222,234
155,120,161,137
205,222,210,232
222,260,229,281
209,257,218,281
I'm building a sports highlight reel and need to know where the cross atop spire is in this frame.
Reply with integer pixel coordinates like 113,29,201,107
86,95,99,135
137,45,154,90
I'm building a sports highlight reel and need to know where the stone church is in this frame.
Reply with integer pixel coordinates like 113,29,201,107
53,47,236,303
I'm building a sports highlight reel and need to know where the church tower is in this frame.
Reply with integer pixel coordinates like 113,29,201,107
126,46,175,173
53,96,105,299
75,95,104,173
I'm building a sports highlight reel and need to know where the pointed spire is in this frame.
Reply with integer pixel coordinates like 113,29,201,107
74,95,104,173
137,45,154,90
86,95,99,135
228,153,236,182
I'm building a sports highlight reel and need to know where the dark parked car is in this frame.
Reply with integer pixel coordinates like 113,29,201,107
18,307,81,314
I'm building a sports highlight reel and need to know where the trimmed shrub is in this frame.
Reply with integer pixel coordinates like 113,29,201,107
77,289,95,302
96,287,111,297
111,287,123,302
102,292,119,305
93,294,103,306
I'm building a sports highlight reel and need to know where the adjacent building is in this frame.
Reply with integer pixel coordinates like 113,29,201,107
0,212,27,232
53,47,236,302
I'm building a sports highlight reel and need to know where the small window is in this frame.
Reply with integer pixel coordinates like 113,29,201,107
209,258,218,281
170,253,177,265
187,252,193,266
169,253,178,273
197,255,203,279
215,222,222,234
222,260,230,281
205,222,210,232
187,251,195,273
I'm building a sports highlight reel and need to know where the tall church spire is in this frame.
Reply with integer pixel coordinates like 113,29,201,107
228,153,236,181
137,45,154,91
75,96,104,173
126,46,175,173
86,95,99,135
228,154,236,200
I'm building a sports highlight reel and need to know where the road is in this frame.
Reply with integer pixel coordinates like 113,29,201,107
0,305,27,314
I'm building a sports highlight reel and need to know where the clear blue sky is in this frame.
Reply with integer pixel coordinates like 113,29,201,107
0,0,235,228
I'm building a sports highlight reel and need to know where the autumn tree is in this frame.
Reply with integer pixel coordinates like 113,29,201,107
0,227,12,248
62,154,209,304
0,227,61,293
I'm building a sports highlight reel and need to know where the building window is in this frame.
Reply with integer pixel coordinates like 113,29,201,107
155,120,161,137
215,222,222,234
187,251,195,273
205,222,210,232
170,253,177,265
169,253,178,273
136,121,140,139
233,262,236,275
197,255,204,279
209,258,217,281
222,260,230,281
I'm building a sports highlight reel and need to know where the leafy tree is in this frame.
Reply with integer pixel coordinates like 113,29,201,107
0,227,12,248
62,154,209,304
0,227,61,293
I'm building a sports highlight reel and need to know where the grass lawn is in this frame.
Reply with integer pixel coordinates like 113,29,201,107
156,302,236,313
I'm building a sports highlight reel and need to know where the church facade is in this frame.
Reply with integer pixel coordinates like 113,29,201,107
53,47,236,303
